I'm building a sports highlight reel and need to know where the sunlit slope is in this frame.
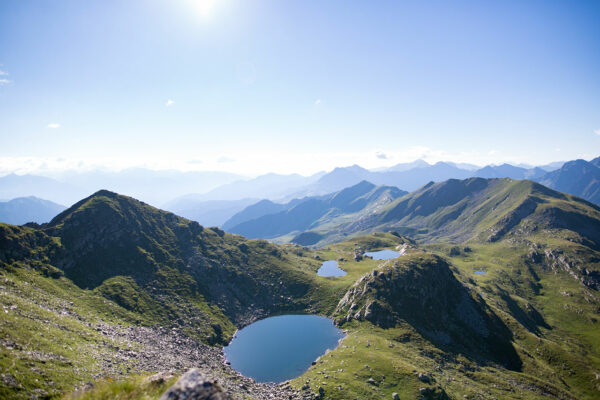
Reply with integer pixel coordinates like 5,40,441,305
3,190,323,344
292,239,600,399
304,178,600,248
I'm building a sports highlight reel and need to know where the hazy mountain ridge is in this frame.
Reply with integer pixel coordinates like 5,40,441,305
225,181,407,240
537,157,600,205
289,177,600,253
163,197,260,228
0,196,66,225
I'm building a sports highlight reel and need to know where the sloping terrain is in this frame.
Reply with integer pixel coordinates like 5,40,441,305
334,252,521,370
2,190,323,343
537,158,600,205
225,181,406,240
1,184,600,399
299,178,600,250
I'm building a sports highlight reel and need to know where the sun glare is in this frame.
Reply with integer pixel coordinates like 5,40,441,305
193,0,217,18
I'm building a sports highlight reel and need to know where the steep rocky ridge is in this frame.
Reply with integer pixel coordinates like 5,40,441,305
334,252,521,370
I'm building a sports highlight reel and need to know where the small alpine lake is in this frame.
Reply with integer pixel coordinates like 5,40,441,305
364,249,402,260
223,315,345,383
317,260,346,277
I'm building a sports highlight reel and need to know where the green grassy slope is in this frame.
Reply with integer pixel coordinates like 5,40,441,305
2,182,600,400
301,178,600,249
291,238,600,399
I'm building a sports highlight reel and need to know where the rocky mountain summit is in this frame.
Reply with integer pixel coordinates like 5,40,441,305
334,252,521,370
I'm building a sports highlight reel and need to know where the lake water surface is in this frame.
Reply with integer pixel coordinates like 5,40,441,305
224,314,345,383
364,249,402,260
317,260,346,277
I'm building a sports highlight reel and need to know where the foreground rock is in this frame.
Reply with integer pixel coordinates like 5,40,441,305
159,369,232,400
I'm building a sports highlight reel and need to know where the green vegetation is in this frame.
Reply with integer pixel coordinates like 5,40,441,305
291,239,600,399
62,374,177,400
1,181,600,399
293,178,600,247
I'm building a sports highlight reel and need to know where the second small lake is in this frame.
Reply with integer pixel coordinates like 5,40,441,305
224,315,345,383
317,260,346,277
364,249,402,260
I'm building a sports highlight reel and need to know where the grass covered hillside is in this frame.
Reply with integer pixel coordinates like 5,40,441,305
1,181,600,400
0,190,332,398
290,237,600,399
298,178,600,250
5,190,327,342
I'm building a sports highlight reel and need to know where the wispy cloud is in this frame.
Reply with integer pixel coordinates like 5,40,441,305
165,99,175,107
0,68,11,86
217,156,235,163
376,152,388,159
47,123,61,129
314,99,322,106
595,129,600,136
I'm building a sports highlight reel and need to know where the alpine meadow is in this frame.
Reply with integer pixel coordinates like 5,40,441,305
1,1,600,400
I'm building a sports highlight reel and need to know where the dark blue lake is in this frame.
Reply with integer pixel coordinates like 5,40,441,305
223,315,345,383
317,260,346,277
474,270,486,275
364,249,402,260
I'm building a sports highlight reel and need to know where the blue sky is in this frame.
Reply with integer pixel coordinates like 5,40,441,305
0,0,599,175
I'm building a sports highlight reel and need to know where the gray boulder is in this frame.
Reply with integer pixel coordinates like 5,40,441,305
159,369,232,400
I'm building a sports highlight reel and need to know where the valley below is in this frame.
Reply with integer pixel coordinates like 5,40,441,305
1,180,600,400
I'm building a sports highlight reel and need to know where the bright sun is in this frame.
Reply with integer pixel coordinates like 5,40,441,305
193,0,217,18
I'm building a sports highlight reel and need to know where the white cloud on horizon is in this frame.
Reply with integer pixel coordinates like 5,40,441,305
166,99,175,107
376,152,388,160
47,123,61,129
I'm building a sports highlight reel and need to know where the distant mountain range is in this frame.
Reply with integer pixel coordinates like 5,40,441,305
163,197,259,227
0,174,88,207
156,160,574,225
291,177,600,247
218,156,599,246
537,157,600,205
0,169,244,207
0,196,66,225
224,181,406,239
5,157,600,229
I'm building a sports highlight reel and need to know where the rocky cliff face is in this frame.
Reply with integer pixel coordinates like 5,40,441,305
335,252,522,370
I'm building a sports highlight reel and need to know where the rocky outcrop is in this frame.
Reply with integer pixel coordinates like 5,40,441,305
527,245,600,290
335,253,522,370
487,196,541,242
159,369,232,400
